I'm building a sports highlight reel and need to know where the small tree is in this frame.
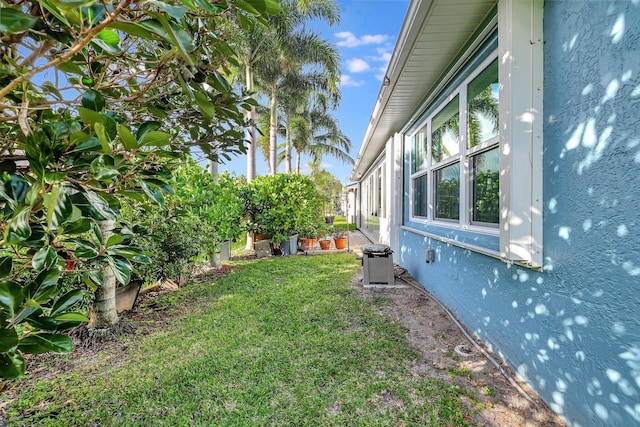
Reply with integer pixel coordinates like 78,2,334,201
242,174,324,244
0,0,281,378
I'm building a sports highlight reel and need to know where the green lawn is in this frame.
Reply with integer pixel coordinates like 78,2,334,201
4,254,477,426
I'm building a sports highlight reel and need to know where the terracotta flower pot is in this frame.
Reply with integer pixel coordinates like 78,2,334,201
319,239,331,250
334,237,347,250
301,238,316,251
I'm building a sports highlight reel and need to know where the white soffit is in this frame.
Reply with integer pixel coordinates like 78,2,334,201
351,0,496,180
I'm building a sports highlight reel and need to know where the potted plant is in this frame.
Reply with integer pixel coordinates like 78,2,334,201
333,227,348,250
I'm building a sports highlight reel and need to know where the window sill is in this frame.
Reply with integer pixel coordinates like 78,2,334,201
401,224,501,260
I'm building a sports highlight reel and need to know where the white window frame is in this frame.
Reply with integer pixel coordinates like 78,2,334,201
498,0,543,268
406,0,543,269
409,53,500,233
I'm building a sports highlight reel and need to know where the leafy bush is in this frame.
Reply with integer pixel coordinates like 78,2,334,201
242,174,325,242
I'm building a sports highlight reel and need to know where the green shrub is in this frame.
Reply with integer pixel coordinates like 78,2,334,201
242,174,325,242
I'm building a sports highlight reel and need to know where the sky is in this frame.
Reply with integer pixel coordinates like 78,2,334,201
214,0,411,183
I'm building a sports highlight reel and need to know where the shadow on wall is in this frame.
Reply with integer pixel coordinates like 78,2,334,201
398,2,640,426
542,1,640,424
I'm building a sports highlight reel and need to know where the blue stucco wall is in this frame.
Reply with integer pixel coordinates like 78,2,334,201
397,1,640,425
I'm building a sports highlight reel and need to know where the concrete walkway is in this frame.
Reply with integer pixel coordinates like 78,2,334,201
346,229,374,256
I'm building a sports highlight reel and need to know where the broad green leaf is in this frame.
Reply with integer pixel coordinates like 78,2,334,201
194,91,215,119
72,238,99,259
78,107,105,127
91,155,119,181
39,0,69,24
32,247,58,272
28,269,60,302
194,0,221,13
146,12,195,66
107,256,131,285
0,9,38,34
212,71,231,93
136,121,162,141
0,351,26,379
18,333,73,354
106,235,123,247
44,185,59,229
148,0,187,20
58,61,85,76
10,174,29,203
0,257,12,278
64,218,92,235
92,29,121,53
51,0,97,11
24,181,42,207
51,188,73,230
5,207,32,245
42,81,63,100
0,328,19,353
178,0,197,9
91,221,104,246
140,131,171,147
146,106,168,119
260,0,281,14
24,312,59,330
117,124,138,150
54,312,89,323
139,180,165,205
72,136,102,153
235,8,251,29
234,0,260,15
0,280,23,318
50,289,84,317
94,122,111,153
109,22,154,39
81,89,105,112
83,190,117,220
107,245,148,260
139,178,174,195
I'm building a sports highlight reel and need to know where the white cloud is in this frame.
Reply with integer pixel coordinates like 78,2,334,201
335,31,390,47
339,75,365,87
346,58,370,73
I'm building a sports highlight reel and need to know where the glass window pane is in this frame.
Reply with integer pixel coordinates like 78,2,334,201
411,126,428,173
432,96,460,163
435,163,460,220
468,60,499,147
472,148,499,223
413,174,428,218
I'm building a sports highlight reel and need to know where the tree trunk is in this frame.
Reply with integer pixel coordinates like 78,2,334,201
269,83,278,175
208,144,219,183
296,151,301,174
285,124,292,173
245,61,256,182
88,219,119,329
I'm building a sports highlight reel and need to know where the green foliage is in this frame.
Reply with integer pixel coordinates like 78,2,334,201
173,161,246,245
121,161,247,283
242,174,325,242
309,161,343,216
473,171,499,223
121,202,206,284
2,255,478,426
0,0,281,378
435,178,460,220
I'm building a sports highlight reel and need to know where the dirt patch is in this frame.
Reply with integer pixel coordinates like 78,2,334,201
353,266,566,427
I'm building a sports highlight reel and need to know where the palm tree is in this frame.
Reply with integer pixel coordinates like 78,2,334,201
253,1,341,174
232,0,340,179
290,91,353,173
